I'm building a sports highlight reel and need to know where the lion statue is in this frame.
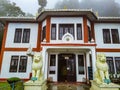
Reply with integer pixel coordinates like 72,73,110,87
94,53,111,84
32,52,43,81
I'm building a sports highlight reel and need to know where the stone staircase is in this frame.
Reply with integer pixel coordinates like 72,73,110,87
47,83,90,90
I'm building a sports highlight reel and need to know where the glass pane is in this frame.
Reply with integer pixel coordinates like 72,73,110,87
51,24,56,40
115,57,120,74
50,55,56,66
9,56,19,72
103,29,111,43
111,29,120,43
41,26,46,41
22,29,30,43
19,56,27,72
77,24,82,40
59,24,74,40
106,57,115,74
14,29,22,43
78,55,84,74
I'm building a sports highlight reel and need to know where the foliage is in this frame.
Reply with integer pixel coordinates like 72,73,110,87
7,77,21,84
0,23,4,50
0,0,25,17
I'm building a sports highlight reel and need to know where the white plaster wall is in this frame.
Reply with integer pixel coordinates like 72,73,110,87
0,51,32,79
5,23,38,48
50,17,84,43
42,20,46,28
97,52,120,57
87,19,91,27
94,23,120,48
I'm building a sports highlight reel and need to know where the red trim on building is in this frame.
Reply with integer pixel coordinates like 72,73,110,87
46,17,51,43
0,22,8,72
91,22,95,41
83,16,88,43
37,22,42,51
42,43,96,46
96,48,120,52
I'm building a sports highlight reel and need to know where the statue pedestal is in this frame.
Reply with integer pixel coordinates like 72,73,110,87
24,80,47,90
90,81,120,90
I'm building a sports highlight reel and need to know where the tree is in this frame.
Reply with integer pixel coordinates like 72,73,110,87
0,0,27,50
0,0,25,16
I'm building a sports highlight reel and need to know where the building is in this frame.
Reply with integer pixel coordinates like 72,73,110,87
0,9,120,82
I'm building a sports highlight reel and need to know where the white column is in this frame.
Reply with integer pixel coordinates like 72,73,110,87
86,51,90,79
44,51,48,80
42,47,47,79
56,24,59,40
74,24,77,40
91,47,96,79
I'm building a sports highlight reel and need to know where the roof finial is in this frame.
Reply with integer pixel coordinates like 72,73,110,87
95,11,99,17
64,6,67,9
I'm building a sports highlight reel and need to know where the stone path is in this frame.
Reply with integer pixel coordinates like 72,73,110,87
47,83,90,90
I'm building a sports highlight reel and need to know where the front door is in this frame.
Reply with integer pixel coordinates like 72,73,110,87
58,54,76,82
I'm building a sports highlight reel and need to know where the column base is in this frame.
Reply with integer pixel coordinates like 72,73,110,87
90,80,120,90
24,80,47,90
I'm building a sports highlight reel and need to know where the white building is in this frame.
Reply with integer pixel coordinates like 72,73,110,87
0,9,120,82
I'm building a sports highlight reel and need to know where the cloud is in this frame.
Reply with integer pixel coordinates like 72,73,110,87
54,0,120,16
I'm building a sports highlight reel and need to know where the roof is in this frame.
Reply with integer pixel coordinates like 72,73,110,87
37,9,98,21
0,9,120,23
0,17,36,24
97,17,120,22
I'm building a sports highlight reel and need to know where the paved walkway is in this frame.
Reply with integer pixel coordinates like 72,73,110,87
47,83,90,90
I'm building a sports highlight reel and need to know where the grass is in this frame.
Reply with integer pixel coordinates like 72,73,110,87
0,82,11,90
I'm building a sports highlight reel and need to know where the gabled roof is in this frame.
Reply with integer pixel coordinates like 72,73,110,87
36,9,98,21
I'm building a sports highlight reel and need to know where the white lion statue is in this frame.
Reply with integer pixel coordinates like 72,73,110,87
27,46,44,81
94,53,110,84
32,52,43,81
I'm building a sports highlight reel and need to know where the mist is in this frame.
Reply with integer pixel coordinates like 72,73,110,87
54,0,120,17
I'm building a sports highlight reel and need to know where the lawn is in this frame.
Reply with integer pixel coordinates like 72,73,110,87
0,81,24,90
0,82,11,90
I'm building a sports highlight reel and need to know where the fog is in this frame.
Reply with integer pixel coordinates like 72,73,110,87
54,0,120,16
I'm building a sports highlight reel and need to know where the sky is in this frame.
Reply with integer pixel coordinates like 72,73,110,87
10,0,120,15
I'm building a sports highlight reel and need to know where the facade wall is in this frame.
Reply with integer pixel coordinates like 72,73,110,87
5,23,38,48
49,17,84,43
94,23,120,48
0,51,32,79
0,13,120,82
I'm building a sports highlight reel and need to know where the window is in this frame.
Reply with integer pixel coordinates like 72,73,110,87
77,24,82,40
59,24,74,40
14,28,22,43
14,28,30,43
41,26,46,41
9,55,28,73
9,56,19,72
22,29,30,43
88,26,91,41
50,55,56,66
19,56,27,72
49,54,56,74
78,55,84,74
51,24,56,40
103,29,111,43
106,57,115,74
111,29,120,43
115,57,120,74
103,29,120,44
